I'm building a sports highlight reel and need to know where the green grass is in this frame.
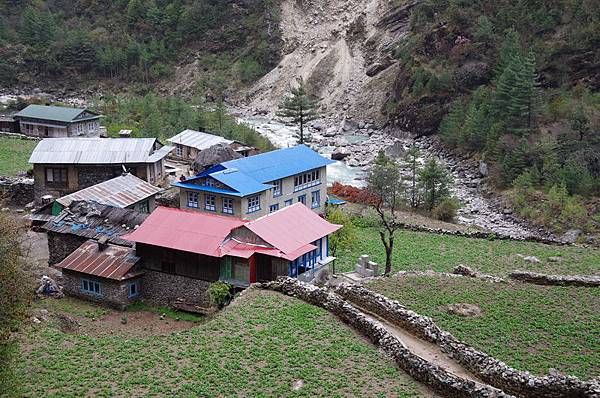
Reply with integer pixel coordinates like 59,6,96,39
126,302,205,323
366,276,600,380
15,290,427,397
0,138,36,176
336,226,600,276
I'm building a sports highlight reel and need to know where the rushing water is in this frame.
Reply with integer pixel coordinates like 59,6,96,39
239,115,367,187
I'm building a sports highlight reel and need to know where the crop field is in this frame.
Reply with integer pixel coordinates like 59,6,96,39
15,290,429,397
0,137,36,176
367,275,600,380
335,225,600,276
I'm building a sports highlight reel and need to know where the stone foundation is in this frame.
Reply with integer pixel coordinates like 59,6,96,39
62,270,141,309
258,278,515,398
142,270,212,308
47,232,88,265
0,177,34,206
508,271,600,287
335,284,597,398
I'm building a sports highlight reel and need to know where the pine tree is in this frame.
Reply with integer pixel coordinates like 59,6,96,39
439,100,464,147
495,29,520,78
509,51,538,133
570,104,590,141
401,145,422,208
277,78,319,144
419,158,452,211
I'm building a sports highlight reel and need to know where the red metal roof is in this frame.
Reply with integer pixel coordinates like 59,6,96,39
244,203,341,256
123,207,247,257
55,240,140,280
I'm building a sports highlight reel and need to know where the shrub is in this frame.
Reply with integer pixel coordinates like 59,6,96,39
433,197,460,222
208,281,231,308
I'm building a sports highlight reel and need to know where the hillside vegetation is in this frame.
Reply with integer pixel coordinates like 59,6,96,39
16,290,426,397
385,0,599,233
0,0,282,93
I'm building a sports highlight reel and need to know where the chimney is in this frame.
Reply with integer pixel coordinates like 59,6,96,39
97,236,109,252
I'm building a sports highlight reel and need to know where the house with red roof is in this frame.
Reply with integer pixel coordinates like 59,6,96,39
122,203,341,308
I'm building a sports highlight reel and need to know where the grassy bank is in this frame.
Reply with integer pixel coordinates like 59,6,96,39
0,137,36,176
335,225,600,276
16,290,427,397
367,275,600,379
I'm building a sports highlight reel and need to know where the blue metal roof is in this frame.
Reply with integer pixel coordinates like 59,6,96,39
221,145,335,183
172,181,243,197
211,169,274,196
173,169,273,197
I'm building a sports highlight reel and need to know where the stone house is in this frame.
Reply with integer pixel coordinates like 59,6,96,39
55,239,144,309
29,137,173,201
51,173,161,215
41,201,148,265
174,145,334,220
167,129,256,161
123,203,340,308
14,104,102,138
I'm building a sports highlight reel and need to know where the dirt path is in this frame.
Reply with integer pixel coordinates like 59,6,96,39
355,304,486,385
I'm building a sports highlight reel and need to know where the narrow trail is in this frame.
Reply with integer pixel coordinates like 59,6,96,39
354,303,486,386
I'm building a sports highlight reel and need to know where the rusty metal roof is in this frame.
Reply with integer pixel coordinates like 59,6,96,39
29,138,173,164
56,240,141,280
42,201,149,247
56,174,161,208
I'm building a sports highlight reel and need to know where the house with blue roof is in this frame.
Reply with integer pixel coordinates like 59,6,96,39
173,145,335,220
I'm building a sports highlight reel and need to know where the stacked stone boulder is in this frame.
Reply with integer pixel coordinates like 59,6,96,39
258,278,515,398
335,284,598,398
508,271,600,288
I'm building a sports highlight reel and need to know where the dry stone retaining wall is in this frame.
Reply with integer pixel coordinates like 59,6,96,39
397,223,566,245
0,176,34,206
508,271,600,288
336,284,598,398
257,278,515,398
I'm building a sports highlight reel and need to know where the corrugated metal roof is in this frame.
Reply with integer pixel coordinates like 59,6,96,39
123,207,247,257
221,145,335,183
56,240,141,280
167,129,233,150
29,138,172,164
42,201,149,247
244,203,341,255
210,169,273,196
15,104,99,123
56,174,161,208
172,181,241,196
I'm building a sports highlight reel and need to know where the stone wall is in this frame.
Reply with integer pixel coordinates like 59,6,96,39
142,270,212,308
335,284,598,398
397,223,567,246
0,177,34,205
508,271,600,287
62,270,141,309
258,278,516,398
47,232,88,265
77,166,122,190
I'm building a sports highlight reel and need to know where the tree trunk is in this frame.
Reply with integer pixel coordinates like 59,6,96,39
385,235,394,276
299,112,304,144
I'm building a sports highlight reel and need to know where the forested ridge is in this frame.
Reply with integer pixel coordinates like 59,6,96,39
0,0,282,92
386,0,600,234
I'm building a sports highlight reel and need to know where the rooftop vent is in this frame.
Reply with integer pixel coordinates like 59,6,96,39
97,236,109,252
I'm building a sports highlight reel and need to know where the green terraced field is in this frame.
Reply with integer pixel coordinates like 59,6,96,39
367,275,600,380
0,137,36,176
336,226,600,276
15,290,428,398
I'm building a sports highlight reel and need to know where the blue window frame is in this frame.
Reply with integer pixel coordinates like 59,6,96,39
128,280,140,298
187,191,199,208
311,190,320,208
205,195,216,211
272,179,282,197
284,199,293,207
81,278,101,296
222,197,234,214
298,194,306,205
269,203,279,213
247,195,261,213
